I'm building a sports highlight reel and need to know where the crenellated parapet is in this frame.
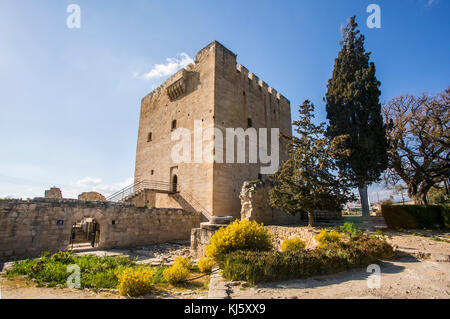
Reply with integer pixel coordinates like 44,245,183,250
141,41,290,110
236,63,289,105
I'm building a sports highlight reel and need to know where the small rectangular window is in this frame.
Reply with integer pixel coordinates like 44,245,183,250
147,132,152,142
247,118,253,128
151,170,154,175
171,120,177,131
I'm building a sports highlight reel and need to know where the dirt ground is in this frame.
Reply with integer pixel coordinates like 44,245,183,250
1,230,449,299
0,277,121,299
0,276,208,299
229,230,450,299
0,241,209,299
229,257,449,299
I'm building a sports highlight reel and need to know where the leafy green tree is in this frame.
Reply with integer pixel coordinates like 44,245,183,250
269,100,355,227
325,16,388,216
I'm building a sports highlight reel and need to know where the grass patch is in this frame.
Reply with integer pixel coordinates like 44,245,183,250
4,251,209,296
431,236,450,243
5,251,135,289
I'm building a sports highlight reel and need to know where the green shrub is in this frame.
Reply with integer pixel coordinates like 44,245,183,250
6,251,136,289
339,222,363,238
220,236,394,284
205,219,272,261
441,204,450,229
381,205,444,229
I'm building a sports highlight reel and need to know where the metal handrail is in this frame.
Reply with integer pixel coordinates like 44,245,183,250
106,180,177,202
178,185,212,220
106,179,211,220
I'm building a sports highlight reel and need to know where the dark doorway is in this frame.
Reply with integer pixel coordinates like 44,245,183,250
172,174,178,192
70,217,100,249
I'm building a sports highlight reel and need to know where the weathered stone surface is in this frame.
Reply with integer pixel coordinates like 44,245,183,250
209,215,234,224
134,41,292,219
77,192,106,202
208,269,232,299
239,180,302,225
0,198,202,261
240,180,342,224
268,226,318,250
190,222,228,258
44,187,62,199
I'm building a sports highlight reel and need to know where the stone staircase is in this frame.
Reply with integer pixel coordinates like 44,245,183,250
106,179,212,221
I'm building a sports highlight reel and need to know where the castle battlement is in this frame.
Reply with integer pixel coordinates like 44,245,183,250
236,63,289,104
142,41,289,107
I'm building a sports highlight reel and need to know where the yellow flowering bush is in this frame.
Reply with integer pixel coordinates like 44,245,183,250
163,262,190,285
315,229,342,248
197,257,214,274
173,256,191,269
280,237,306,252
205,219,272,261
117,267,155,297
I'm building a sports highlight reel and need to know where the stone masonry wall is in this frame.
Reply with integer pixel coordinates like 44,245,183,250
240,180,302,225
212,42,292,218
0,198,202,261
134,41,292,219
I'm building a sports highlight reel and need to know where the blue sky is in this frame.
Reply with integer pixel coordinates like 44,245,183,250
0,0,448,202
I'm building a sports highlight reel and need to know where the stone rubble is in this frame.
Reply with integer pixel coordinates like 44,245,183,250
267,225,318,250
114,240,193,266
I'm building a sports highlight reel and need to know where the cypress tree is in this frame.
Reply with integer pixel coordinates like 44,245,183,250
325,16,388,216
269,100,354,226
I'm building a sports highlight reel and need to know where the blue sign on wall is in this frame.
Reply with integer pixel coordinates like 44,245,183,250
56,220,64,226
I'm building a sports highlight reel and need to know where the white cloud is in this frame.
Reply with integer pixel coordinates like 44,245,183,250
135,53,194,80
76,177,102,187
74,176,133,196
420,0,439,7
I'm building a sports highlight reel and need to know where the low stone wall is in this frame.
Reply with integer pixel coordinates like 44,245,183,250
0,198,202,261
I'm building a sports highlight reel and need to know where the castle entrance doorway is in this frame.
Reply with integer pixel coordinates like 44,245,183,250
69,217,101,249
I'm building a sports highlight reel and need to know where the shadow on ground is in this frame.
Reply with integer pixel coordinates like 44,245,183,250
254,257,416,290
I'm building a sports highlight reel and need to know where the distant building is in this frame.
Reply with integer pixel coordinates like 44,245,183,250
44,187,62,199
78,192,106,202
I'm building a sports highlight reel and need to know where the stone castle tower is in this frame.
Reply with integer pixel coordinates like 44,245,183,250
134,41,292,218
